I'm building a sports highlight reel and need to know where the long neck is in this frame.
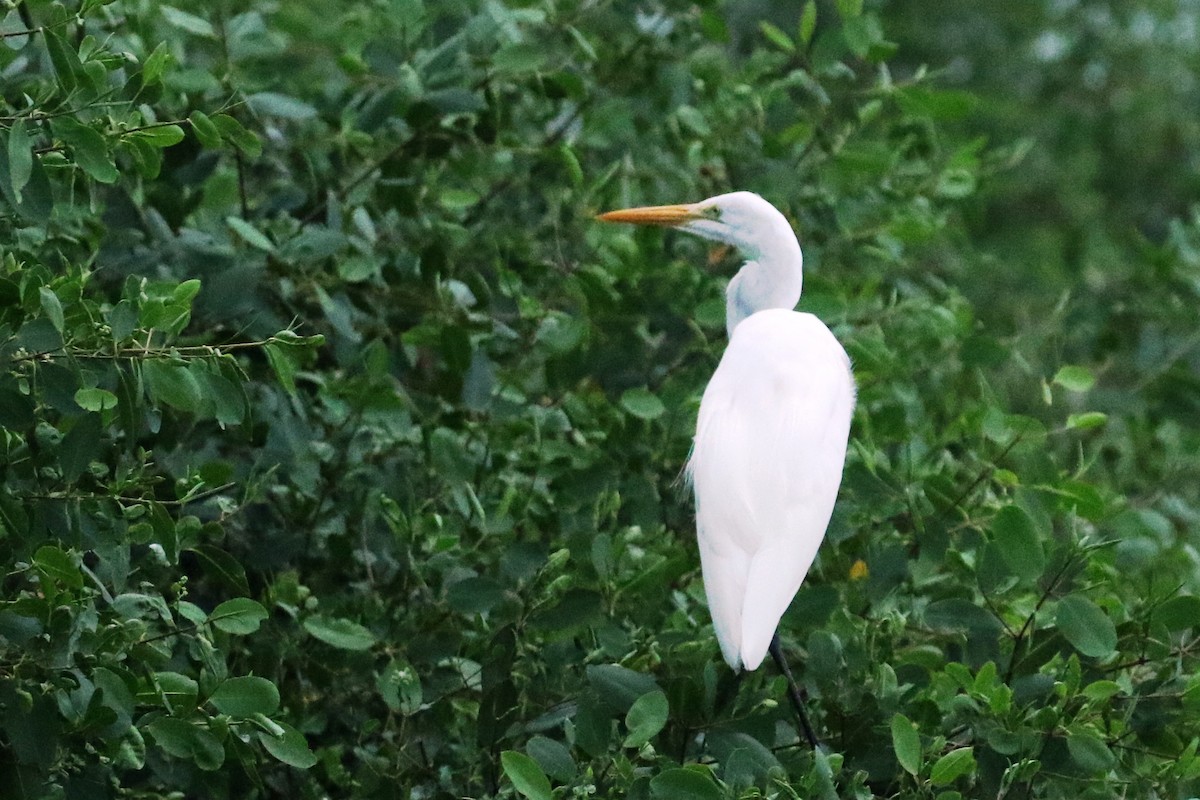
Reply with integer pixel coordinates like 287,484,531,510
724,224,803,337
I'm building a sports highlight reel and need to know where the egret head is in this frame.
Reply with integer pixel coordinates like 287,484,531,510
598,191,804,334
597,191,792,257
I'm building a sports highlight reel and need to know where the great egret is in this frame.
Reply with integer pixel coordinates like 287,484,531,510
598,191,854,746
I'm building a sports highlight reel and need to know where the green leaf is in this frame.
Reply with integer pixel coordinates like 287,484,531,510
891,713,921,776
566,25,597,61
0,386,35,429
1067,412,1107,430
799,1,818,45
189,110,221,148
1052,365,1096,392
812,748,839,800
1066,732,1116,773
526,735,576,782
126,136,162,179
529,588,603,631
895,87,977,121
129,124,186,148
559,143,583,188
17,317,62,355
74,387,118,412
143,361,204,413
209,598,268,635
623,690,668,748
211,114,262,158
34,545,83,589
113,592,173,624
264,342,299,394
1081,680,1122,702
990,504,1045,581
173,279,202,305
246,92,318,121
196,367,245,428
937,167,977,198
836,0,863,19
377,659,423,715
759,21,795,53
147,716,196,757
492,43,546,75
573,698,613,757
0,11,32,49
929,747,976,786
259,722,317,769
55,118,119,183
337,255,381,283
142,43,172,84
708,732,780,787
227,216,276,252
303,615,377,650
108,300,137,342
59,413,103,483
161,5,216,37
147,717,224,770
190,544,250,595
140,293,192,333
153,672,199,711
208,676,280,717
649,767,723,800
7,122,31,201
446,576,504,614
1152,594,1200,631
620,387,666,421
675,105,710,136
534,312,585,354
1057,595,1118,658
925,598,1004,636
500,750,552,800
43,30,82,93
0,136,53,220
38,287,64,333
586,664,662,713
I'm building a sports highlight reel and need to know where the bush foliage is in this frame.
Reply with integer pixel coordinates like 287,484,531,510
2,0,1199,798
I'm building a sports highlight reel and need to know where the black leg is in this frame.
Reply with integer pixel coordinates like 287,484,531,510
768,633,820,749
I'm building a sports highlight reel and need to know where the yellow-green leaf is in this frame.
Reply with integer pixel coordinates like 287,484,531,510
501,751,552,800
1053,365,1096,392
891,713,921,776
930,746,975,785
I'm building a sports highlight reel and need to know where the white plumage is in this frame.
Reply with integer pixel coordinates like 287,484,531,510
689,309,853,669
598,191,854,672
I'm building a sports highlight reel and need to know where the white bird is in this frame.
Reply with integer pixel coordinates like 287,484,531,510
598,192,854,729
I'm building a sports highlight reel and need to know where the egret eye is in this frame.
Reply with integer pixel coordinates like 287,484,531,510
701,205,722,220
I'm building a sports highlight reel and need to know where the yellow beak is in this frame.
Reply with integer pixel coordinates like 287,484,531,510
596,203,701,226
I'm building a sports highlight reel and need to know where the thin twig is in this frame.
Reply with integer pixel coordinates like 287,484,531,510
1004,554,1077,683
946,428,1027,515
23,482,237,508
7,334,307,365
0,15,73,39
